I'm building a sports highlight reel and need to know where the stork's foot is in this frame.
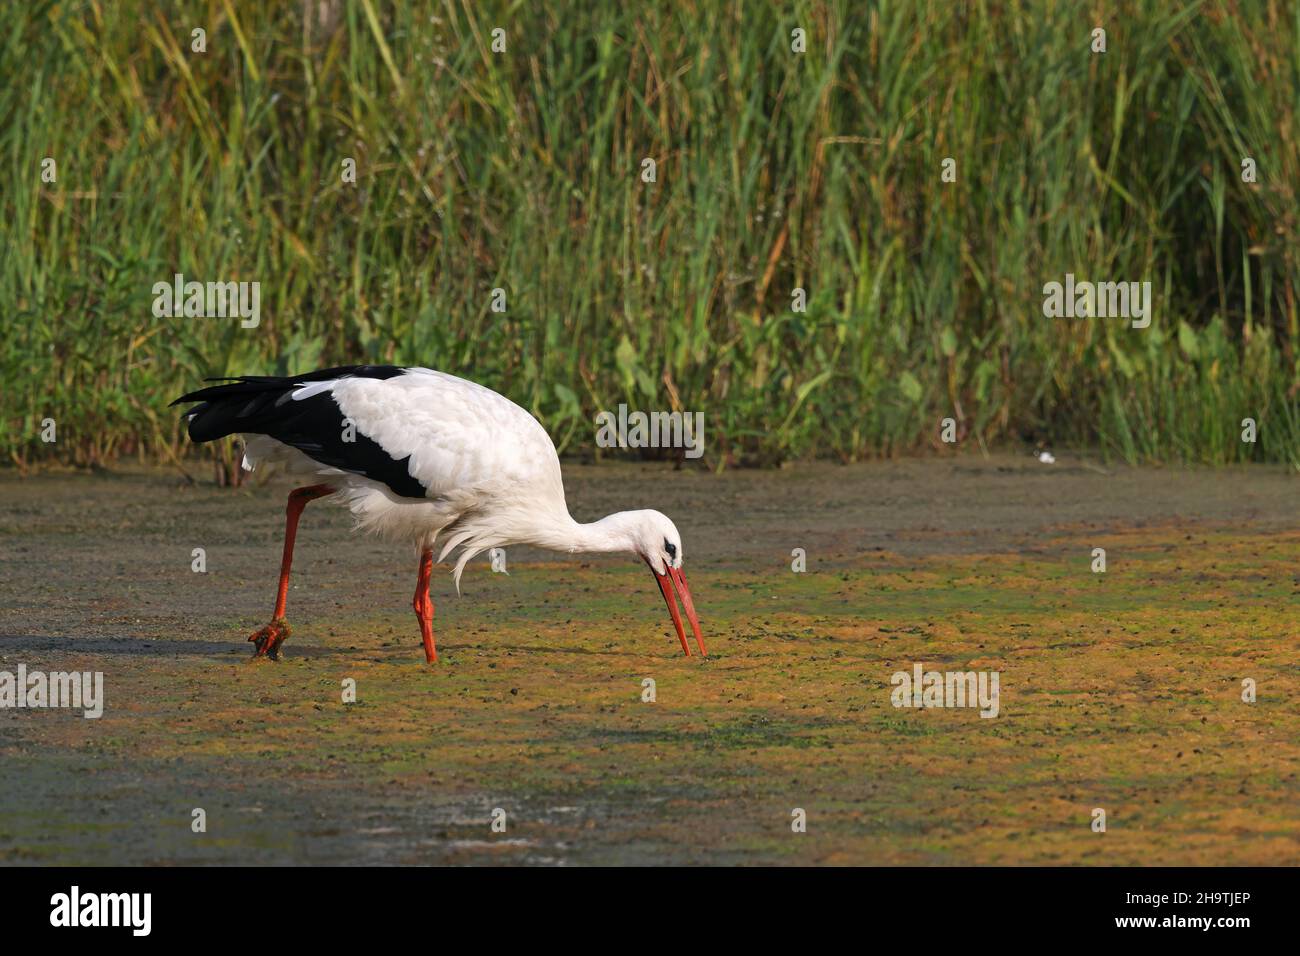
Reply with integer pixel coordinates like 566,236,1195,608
248,618,291,660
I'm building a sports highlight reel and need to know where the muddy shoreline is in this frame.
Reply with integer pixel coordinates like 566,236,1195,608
1,455,1296,865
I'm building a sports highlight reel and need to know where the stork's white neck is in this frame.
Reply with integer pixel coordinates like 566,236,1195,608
526,511,642,556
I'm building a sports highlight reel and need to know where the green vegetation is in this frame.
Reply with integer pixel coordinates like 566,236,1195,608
2,0,1297,469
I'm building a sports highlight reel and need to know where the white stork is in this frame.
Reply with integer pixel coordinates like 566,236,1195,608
172,365,704,663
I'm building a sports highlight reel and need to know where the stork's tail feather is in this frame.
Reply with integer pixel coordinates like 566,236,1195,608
171,378,298,443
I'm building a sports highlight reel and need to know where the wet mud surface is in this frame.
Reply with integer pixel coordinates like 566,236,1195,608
0,455,1296,864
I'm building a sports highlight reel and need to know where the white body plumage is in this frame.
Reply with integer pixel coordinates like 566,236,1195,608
242,368,579,587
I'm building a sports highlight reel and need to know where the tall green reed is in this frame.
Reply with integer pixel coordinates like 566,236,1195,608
1,0,1296,471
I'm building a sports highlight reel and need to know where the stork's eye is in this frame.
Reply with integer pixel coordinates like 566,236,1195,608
664,539,677,559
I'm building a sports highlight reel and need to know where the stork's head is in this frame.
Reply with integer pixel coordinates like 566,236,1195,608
614,509,705,657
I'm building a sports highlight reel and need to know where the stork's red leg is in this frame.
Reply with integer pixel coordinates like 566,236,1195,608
249,484,334,659
412,548,437,663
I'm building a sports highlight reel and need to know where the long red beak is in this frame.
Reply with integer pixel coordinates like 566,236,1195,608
648,560,706,657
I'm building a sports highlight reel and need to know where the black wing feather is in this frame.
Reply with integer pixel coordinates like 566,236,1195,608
172,365,427,499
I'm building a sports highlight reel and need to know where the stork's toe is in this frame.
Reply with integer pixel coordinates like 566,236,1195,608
249,618,291,659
